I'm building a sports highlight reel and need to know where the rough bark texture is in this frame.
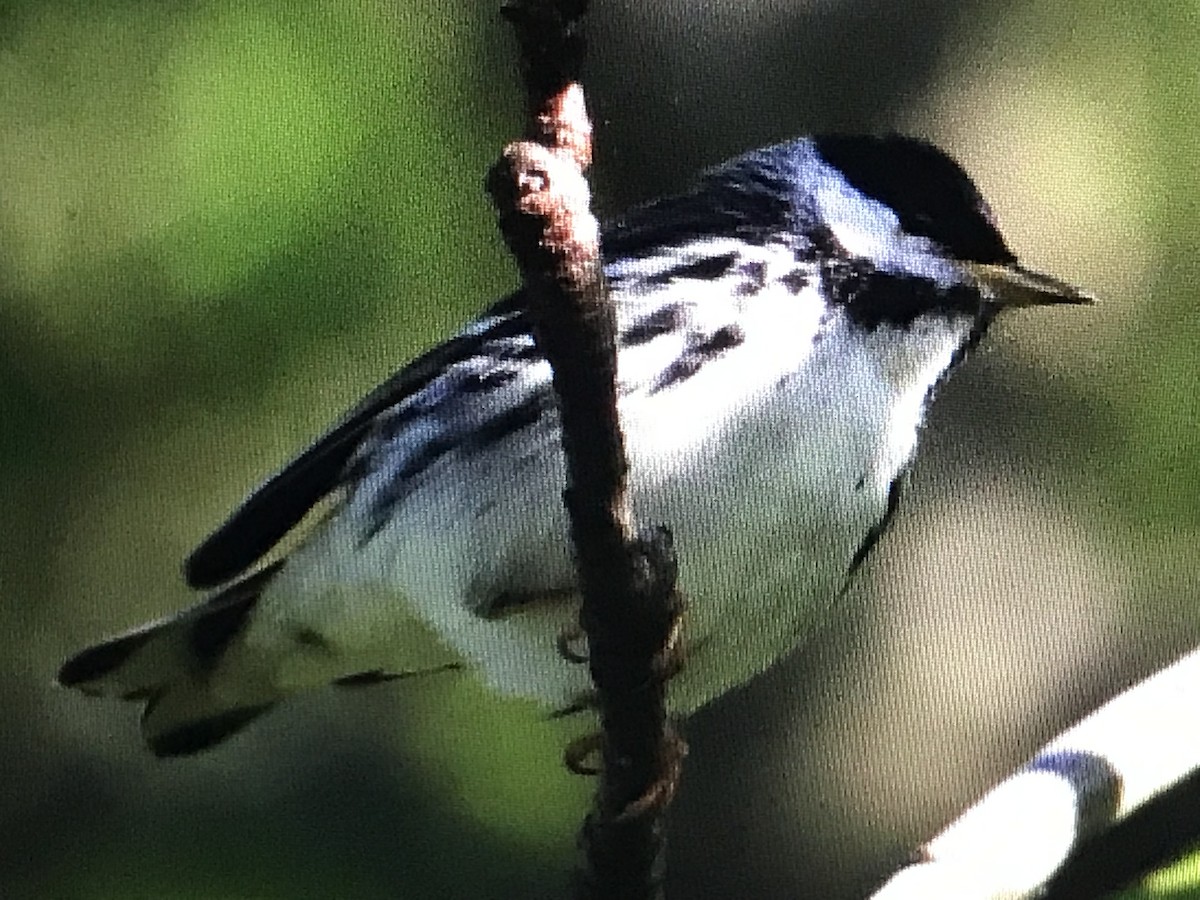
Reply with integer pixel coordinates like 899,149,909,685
487,2,685,898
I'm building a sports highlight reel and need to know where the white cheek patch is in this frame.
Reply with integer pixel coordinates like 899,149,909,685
816,173,901,254
829,221,885,258
816,177,958,283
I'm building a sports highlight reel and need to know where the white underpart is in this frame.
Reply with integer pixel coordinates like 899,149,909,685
248,239,974,713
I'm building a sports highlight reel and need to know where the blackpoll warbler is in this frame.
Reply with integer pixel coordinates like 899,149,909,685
58,134,1091,756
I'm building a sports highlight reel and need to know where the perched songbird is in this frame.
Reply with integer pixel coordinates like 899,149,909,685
58,135,1091,756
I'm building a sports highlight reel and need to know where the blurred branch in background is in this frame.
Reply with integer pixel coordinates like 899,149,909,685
873,647,1200,898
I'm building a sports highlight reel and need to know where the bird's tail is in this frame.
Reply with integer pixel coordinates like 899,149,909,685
57,562,284,757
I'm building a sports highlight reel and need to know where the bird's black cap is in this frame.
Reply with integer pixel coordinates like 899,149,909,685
811,134,1017,266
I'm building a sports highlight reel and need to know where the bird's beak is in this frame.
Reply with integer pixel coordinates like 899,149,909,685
966,262,1096,308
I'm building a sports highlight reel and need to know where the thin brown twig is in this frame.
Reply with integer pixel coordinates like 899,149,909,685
485,1,686,897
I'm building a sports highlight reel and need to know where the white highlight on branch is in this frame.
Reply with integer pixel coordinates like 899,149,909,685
871,646,1200,899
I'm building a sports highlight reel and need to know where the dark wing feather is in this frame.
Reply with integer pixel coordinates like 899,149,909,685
601,152,798,262
183,297,528,589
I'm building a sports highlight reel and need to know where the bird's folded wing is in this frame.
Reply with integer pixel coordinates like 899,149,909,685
183,298,527,590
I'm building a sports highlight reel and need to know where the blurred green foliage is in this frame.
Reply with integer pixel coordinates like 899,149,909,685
1122,847,1200,897
2,0,1198,897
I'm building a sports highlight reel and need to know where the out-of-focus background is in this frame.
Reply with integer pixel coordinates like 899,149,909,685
3,1,1197,897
